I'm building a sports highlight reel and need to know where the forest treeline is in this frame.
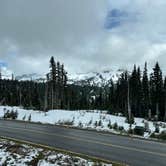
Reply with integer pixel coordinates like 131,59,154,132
0,58,166,122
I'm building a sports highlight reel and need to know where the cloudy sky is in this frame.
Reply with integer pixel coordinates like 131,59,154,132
0,0,166,76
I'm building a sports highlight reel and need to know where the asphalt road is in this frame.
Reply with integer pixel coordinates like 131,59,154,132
0,120,166,166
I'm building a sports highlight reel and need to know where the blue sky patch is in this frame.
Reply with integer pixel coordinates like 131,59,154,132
0,61,7,67
105,8,137,29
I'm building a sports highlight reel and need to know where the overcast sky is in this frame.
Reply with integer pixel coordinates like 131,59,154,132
0,0,166,76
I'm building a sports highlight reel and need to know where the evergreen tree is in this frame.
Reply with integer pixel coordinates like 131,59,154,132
150,62,163,120
136,67,143,117
129,65,143,117
129,65,138,116
142,62,150,118
108,79,115,112
46,57,68,109
50,56,56,81
32,83,41,110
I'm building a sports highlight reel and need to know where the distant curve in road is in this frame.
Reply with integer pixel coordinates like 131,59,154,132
0,119,166,166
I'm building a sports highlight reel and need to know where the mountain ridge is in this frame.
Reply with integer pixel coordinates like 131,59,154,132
14,69,125,86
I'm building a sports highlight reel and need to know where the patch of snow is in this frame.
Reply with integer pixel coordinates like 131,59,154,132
0,106,166,139
1,67,13,80
0,138,111,166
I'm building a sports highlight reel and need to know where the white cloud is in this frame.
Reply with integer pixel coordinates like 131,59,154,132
0,0,166,75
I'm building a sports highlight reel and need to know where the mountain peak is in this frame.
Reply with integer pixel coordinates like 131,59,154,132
13,69,124,86
68,69,123,86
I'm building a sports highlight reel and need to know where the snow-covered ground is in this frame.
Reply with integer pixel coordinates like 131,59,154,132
0,106,166,139
0,138,111,166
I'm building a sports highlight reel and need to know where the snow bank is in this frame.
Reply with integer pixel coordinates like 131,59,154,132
0,106,166,139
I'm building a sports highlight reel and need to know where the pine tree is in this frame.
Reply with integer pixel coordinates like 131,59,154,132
142,62,150,118
98,90,103,109
32,83,41,110
108,79,115,112
129,65,138,116
136,67,143,117
120,71,128,114
46,57,68,110
150,62,163,120
50,56,56,81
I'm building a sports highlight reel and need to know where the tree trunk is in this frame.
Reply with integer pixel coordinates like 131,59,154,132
156,103,159,121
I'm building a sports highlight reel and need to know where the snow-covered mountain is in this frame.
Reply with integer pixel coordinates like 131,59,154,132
68,69,124,86
15,73,46,82
14,69,124,86
0,67,13,80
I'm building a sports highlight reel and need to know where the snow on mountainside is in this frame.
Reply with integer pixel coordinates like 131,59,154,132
15,73,46,82
0,67,13,80
68,69,124,86
14,69,124,86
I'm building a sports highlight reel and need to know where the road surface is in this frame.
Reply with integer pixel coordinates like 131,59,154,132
0,119,166,166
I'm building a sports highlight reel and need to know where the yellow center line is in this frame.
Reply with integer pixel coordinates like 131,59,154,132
0,125,166,158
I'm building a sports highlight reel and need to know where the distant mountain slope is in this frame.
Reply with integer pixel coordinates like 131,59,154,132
68,69,124,86
14,69,124,86
0,67,12,80
15,73,46,82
